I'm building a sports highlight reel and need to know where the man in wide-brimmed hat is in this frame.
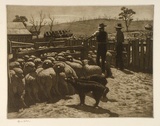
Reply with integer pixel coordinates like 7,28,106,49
115,23,124,70
88,23,108,73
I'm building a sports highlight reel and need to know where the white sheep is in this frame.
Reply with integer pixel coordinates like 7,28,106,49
37,67,60,102
53,61,78,95
65,61,83,78
24,62,40,105
82,59,102,78
8,68,26,112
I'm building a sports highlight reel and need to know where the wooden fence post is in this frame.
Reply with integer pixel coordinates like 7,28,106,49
81,40,88,60
145,38,150,72
148,38,153,73
135,38,140,71
127,40,130,68
34,42,38,50
139,39,145,71
131,40,135,70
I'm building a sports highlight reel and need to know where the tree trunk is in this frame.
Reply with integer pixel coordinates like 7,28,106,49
36,35,39,39
126,26,129,32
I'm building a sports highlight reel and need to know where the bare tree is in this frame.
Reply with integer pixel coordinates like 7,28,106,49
119,7,136,32
48,13,55,31
29,11,47,38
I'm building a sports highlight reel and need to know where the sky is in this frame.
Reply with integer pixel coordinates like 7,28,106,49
7,5,154,25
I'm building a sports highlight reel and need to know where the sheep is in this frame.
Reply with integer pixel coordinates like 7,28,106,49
47,57,56,64
82,59,102,78
23,55,29,62
8,68,26,112
88,54,96,65
55,55,66,62
106,51,113,78
65,77,106,107
24,62,40,106
42,59,53,69
37,66,60,102
66,55,82,65
54,61,78,78
23,62,36,76
27,57,34,62
56,72,73,96
34,58,42,69
53,62,78,95
16,58,25,68
9,61,21,69
30,55,36,60
65,60,83,78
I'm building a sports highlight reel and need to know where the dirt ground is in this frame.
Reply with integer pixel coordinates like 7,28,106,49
7,68,153,118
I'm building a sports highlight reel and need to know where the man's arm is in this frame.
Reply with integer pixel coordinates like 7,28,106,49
87,31,98,40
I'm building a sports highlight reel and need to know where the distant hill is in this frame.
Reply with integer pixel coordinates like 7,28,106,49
26,19,153,38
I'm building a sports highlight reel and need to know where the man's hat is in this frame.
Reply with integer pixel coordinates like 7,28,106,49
98,23,107,28
115,23,123,29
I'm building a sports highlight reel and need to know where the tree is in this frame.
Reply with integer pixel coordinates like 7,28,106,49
29,11,47,38
118,7,136,32
48,13,55,31
13,15,28,27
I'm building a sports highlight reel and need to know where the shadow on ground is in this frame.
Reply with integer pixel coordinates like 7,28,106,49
67,104,119,117
121,69,134,74
101,98,118,102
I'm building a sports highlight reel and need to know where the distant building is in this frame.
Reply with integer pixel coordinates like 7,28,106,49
7,22,32,42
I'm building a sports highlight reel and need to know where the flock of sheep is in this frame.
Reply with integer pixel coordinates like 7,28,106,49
8,50,112,112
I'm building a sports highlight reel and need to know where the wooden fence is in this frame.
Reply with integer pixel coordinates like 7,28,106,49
128,38,153,73
9,37,153,73
82,38,153,73
65,38,153,73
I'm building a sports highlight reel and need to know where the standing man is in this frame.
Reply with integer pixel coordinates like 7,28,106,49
115,23,124,70
88,23,108,73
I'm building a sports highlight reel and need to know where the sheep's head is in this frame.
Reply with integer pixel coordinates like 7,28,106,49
9,61,21,69
34,58,42,67
24,61,36,73
82,59,89,66
28,57,34,62
13,67,24,78
30,55,36,60
53,62,65,74
66,55,73,62
47,57,56,64
16,58,25,68
42,60,53,69
55,56,66,61
23,55,29,62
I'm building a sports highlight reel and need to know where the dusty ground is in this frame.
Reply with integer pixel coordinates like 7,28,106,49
7,68,153,118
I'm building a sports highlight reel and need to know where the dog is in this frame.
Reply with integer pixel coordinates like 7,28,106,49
65,77,105,107
80,74,109,98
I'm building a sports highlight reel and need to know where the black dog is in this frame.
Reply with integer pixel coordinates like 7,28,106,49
80,74,109,98
65,77,105,107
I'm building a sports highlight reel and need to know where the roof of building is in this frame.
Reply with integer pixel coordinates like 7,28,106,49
7,22,32,35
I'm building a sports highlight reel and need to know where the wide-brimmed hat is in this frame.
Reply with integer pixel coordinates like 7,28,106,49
115,23,123,29
98,23,107,28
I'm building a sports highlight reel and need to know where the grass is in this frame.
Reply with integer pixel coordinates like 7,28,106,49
27,19,153,38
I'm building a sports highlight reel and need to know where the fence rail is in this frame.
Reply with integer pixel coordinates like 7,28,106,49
8,37,153,73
